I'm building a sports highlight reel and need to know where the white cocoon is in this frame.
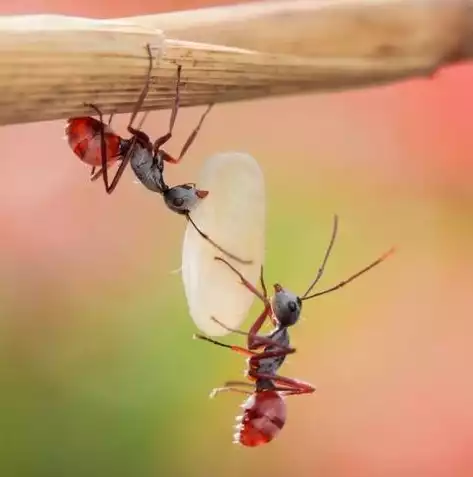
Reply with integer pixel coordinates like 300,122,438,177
181,151,265,336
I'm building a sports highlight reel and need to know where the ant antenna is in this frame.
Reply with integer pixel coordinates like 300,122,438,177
301,214,339,299
301,247,395,301
185,214,253,265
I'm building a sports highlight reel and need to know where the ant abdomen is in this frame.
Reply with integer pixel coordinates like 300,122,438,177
235,391,286,447
66,117,121,167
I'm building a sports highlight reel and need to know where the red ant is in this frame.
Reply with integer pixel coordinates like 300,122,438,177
194,215,395,447
66,44,250,265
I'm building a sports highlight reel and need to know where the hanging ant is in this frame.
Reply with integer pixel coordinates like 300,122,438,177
66,44,251,265
194,314,315,447
194,215,395,446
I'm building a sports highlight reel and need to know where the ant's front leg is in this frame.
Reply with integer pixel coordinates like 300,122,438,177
214,257,270,307
247,265,278,331
210,307,276,351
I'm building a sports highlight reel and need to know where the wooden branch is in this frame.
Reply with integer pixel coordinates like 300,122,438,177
0,0,472,126
121,0,473,60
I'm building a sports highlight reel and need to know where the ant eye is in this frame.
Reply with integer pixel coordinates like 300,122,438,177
173,197,184,207
288,301,297,312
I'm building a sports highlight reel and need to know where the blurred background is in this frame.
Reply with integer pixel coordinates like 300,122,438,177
1,1,473,476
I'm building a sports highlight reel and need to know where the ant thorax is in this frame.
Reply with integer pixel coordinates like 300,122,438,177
271,286,303,327
129,143,166,194
163,184,206,215
255,327,290,377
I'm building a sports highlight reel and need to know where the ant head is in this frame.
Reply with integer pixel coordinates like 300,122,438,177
163,184,209,215
271,284,302,328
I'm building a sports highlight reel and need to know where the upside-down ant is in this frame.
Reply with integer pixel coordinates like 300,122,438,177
66,45,251,265
194,215,395,447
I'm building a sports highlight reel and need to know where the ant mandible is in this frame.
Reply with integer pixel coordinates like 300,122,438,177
66,44,251,265
194,215,395,446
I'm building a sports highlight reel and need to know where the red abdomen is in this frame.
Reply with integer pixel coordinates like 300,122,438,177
66,117,121,166
235,391,286,447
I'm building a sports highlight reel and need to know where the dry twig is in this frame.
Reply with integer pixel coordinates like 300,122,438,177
0,0,471,125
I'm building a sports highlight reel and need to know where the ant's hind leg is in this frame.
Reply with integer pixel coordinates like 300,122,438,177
256,372,315,396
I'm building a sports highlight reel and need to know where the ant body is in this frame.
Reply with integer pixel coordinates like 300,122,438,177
195,215,395,446
66,45,250,265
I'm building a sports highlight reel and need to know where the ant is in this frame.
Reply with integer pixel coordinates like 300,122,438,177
66,44,251,265
194,215,395,447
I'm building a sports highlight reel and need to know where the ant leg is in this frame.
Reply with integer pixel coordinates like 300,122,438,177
252,265,278,331
214,257,269,305
84,102,110,192
253,372,315,396
164,104,214,164
109,45,153,194
85,107,117,183
222,381,254,388
103,155,132,194
248,347,296,369
127,126,152,146
87,147,133,194
127,43,154,132
209,386,252,398
210,308,278,351
302,247,396,300
247,305,275,349
166,65,181,137
89,130,151,190
186,214,253,265
90,166,106,182
152,65,182,155
260,266,268,300
193,333,256,358
271,386,315,397
258,265,279,327
105,38,154,195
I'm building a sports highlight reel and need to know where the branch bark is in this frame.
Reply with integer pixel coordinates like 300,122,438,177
0,0,471,126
